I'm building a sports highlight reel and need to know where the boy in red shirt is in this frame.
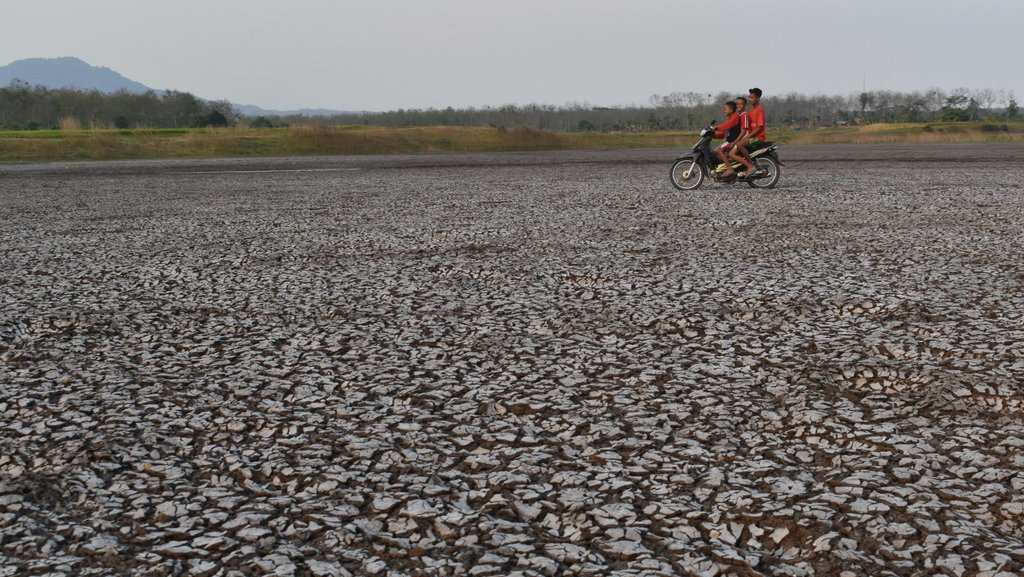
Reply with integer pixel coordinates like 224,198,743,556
732,88,767,177
726,97,757,177
745,88,767,145
713,101,742,173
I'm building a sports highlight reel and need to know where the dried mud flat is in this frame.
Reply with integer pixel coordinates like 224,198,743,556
2,144,1023,577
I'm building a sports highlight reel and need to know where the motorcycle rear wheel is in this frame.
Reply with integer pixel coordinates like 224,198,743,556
670,159,705,190
746,156,780,189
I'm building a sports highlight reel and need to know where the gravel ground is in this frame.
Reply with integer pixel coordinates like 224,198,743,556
2,144,1023,577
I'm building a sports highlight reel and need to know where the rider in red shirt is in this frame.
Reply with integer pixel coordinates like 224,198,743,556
713,101,742,171
745,88,767,143
731,88,767,177
725,97,757,177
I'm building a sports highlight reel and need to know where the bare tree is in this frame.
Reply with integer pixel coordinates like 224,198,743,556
974,88,996,118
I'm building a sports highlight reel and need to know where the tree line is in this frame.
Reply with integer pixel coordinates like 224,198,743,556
0,81,240,130
288,88,1015,132
1,80,1018,132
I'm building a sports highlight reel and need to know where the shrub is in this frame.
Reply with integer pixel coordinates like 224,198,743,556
205,111,228,127
939,108,970,122
250,116,274,128
59,116,82,131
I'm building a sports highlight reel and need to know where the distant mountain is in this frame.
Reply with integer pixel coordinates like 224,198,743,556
0,57,358,117
235,104,369,118
0,57,154,94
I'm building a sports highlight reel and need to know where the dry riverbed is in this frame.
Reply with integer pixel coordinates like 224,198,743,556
2,144,1023,576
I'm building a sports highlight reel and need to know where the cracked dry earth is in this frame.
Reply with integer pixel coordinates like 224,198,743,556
1,145,1023,577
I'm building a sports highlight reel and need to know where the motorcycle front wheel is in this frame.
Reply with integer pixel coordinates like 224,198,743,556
746,156,780,189
670,159,705,190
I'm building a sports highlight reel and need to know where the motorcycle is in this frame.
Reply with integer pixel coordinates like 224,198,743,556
669,122,783,190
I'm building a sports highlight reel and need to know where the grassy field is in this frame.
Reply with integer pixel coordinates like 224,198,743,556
773,121,1024,145
2,122,1023,163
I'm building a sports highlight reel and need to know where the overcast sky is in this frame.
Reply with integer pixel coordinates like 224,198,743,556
4,0,1022,111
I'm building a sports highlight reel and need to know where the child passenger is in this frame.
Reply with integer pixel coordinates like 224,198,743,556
713,101,742,174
